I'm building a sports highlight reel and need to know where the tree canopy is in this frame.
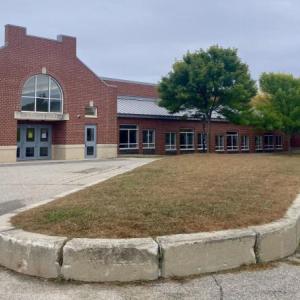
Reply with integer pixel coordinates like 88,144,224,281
158,45,257,122
249,72,300,150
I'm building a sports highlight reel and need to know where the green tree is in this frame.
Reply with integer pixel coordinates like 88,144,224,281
158,45,257,152
249,73,300,152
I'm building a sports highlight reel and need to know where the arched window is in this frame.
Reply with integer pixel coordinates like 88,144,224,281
21,74,63,113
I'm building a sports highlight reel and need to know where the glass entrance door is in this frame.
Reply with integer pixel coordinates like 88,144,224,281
17,125,52,160
85,125,97,159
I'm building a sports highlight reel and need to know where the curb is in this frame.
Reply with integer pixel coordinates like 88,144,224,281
0,194,300,282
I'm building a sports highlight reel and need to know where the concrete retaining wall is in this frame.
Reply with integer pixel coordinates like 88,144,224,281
157,229,256,278
0,194,299,282
0,229,67,278
61,238,159,282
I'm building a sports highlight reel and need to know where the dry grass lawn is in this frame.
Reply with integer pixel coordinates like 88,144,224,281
12,153,300,238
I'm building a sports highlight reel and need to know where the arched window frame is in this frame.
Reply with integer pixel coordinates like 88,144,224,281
21,74,63,113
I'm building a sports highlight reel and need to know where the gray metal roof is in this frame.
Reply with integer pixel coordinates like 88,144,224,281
117,96,224,120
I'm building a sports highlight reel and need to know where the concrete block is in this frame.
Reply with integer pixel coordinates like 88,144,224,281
252,219,298,263
157,229,256,278
0,229,67,278
61,238,159,282
285,195,300,245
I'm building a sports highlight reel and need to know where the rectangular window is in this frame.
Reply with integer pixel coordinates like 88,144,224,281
197,133,207,151
255,136,263,151
25,147,35,157
241,135,249,151
39,147,48,157
275,135,283,150
119,125,138,149
215,135,224,151
40,128,49,142
85,106,97,118
26,128,35,142
143,129,155,149
264,135,274,150
36,98,49,112
17,127,20,143
180,129,194,150
165,132,176,151
226,132,238,151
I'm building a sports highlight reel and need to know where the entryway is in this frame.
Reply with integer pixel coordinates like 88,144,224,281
85,125,97,158
17,125,52,160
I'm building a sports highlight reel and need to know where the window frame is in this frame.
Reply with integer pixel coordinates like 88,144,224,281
85,106,98,118
215,135,225,152
197,132,207,151
264,134,274,150
165,132,177,151
241,135,250,151
142,129,155,149
255,136,263,151
275,135,283,150
226,132,239,151
21,74,63,113
119,125,138,150
180,129,195,150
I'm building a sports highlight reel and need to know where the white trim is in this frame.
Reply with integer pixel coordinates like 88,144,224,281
241,135,250,151
119,125,139,150
142,129,155,149
165,132,177,151
101,76,157,86
180,130,195,150
21,74,63,114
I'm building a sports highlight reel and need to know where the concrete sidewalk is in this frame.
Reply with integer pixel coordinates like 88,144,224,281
0,259,300,300
0,157,156,216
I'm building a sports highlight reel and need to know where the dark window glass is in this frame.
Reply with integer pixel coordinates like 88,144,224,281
50,79,61,99
119,130,128,144
50,99,61,112
87,146,94,156
26,147,35,157
129,130,137,144
143,130,154,144
120,125,137,129
17,128,20,142
26,128,35,142
16,147,20,158
21,75,62,113
22,77,35,97
36,75,49,98
21,97,35,111
180,133,186,145
86,128,95,142
36,98,49,112
40,128,49,142
39,147,48,157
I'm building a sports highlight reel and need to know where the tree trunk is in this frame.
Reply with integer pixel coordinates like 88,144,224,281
202,121,206,153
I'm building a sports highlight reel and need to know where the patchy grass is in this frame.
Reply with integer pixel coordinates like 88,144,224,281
12,153,300,238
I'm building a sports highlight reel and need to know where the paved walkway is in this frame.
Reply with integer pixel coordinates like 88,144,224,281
1,258,300,300
1,158,300,299
0,158,156,216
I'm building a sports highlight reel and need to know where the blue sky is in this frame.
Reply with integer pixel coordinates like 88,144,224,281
1,0,300,83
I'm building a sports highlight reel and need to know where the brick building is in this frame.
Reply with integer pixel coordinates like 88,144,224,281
0,25,298,163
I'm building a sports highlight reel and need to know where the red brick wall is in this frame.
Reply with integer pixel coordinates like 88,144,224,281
291,134,300,148
118,117,288,154
103,79,159,98
0,25,117,146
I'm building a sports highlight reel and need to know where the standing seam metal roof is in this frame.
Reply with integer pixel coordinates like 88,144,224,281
117,96,224,120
